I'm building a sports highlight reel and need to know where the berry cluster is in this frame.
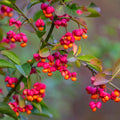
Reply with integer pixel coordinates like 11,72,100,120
54,16,69,29
86,76,120,112
59,29,88,49
72,28,88,41
9,18,22,28
23,82,46,102
9,101,33,116
33,52,77,81
89,101,102,112
5,76,18,88
0,5,13,18
30,67,37,75
2,31,28,47
35,19,45,31
41,3,54,19
1,37,16,49
60,32,75,49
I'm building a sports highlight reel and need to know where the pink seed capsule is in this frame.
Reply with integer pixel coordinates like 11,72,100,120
27,105,33,110
23,89,28,95
96,101,102,109
91,76,96,81
5,76,10,82
29,90,34,96
41,3,48,10
8,78,13,85
89,101,96,109
22,36,28,43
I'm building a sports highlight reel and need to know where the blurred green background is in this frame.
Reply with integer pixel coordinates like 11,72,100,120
1,0,120,120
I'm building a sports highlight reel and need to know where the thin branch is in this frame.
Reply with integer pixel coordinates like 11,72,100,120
12,3,37,33
40,16,57,49
82,62,97,76
108,82,120,91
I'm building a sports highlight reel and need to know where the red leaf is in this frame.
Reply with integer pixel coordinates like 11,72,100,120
93,73,109,86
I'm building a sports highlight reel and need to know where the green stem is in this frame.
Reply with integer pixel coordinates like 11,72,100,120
82,62,97,76
12,3,37,33
41,16,57,49
108,82,120,91
3,5,57,103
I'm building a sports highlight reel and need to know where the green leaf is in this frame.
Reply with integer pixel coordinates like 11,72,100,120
51,0,59,5
93,73,109,86
64,5,79,17
33,10,47,21
33,10,43,21
0,102,18,120
64,0,71,3
18,95,25,108
8,0,16,3
27,1,40,10
90,58,102,72
75,45,81,56
39,47,50,58
32,101,53,118
87,7,100,17
0,27,3,41
89,2,97,7
22,63,31,77
87,62,102,72
1,50,20,65
0,59,15,68
0,47,5,51
32,102,42,113
75,60,81,67
36,30,46,38
30,0,37,2
0,69,5,75
15,65,26,77
77,55,96,62
52,43,64,50
15,63,31,78
0,43,10,48
67,51,74,59
1,116,15,120
67,51,77,62
55,5,65,16
0,0,16,10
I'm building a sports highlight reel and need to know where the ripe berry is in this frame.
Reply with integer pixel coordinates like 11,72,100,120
33,95,38,100
16,112,19,116
48,72,52,76
27,110,31,115
37,97,43,102
92,107,97,112
82,34,88,39
11,84,15,88
40,89,45,94
114,90,120,97
20,43,27,47
42,69,48,73
64,75,69,80
71,77,77,81
91,94,99,99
